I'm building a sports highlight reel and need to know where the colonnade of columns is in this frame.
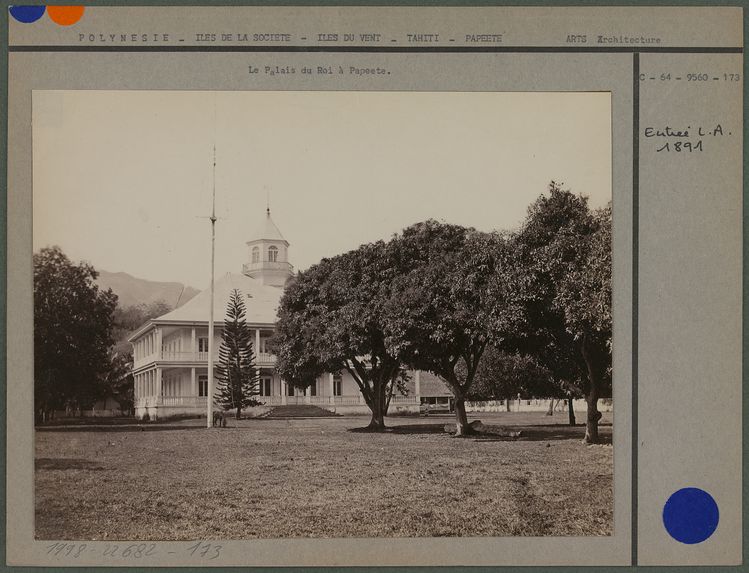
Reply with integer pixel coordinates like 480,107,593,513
133,367,162,399
134,328,163,364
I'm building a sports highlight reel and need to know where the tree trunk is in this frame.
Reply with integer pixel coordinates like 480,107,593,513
506,397,511,412
365,381,387,431
368,408,386,430
453,397,472,436
235,407,241,420
584,396,601,443
581,334,602,444
546,399,555,416
568,396,576,426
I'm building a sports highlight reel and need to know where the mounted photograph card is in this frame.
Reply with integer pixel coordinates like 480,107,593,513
5,4,743,568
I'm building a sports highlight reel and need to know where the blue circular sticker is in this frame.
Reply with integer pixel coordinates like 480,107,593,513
663,487,719,544
9,5,46,23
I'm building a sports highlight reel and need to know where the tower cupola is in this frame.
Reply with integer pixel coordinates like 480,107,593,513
242,208,293,287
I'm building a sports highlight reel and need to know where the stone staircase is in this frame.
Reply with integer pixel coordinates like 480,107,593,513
263,405,339,418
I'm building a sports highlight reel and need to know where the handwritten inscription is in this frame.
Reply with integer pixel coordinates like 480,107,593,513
45,542,223,561
643,124,729,153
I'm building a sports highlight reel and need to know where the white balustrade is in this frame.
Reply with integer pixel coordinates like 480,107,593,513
154,349,277,364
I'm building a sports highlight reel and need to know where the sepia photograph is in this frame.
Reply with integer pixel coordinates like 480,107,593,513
32,90,612,540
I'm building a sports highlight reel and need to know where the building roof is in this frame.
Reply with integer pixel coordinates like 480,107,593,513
247,208,288,244
129,272,283,339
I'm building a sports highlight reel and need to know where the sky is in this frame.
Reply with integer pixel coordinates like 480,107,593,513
33,90,611,289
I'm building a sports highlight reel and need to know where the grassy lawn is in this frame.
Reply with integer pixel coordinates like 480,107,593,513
35,412,613,540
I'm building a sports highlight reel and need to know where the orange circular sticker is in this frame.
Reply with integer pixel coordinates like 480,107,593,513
47,6,85,26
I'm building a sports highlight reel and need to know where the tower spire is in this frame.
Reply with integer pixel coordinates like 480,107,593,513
266,189,270,216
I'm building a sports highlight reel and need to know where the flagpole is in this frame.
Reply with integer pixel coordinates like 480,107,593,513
207,145,216,428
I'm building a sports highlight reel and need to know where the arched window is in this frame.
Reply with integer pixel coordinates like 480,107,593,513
251,246,259,263
268,245,278,262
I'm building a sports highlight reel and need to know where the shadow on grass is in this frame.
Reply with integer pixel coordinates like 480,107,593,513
466,424,612,445
349,422,613,445
35,458,106,471
494,426,612,445
348,423,446,435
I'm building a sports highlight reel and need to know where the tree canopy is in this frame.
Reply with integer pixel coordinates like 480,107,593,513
274,240,406,430
267,184,611,442
514,183,612,442
383,221,523,435
34,246,118,420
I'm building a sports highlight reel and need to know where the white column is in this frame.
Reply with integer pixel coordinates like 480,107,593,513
191,327,196,359
281,379,287,405
414,370,421,404
328,373,335,404
155,327,163,360
304,385,311,404
255,328,261,358
156,367,163,401
191,367,196,396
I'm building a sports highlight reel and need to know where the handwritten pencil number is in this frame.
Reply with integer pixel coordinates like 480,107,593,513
47,543,87,558
187,542,223,560
656,141,703,153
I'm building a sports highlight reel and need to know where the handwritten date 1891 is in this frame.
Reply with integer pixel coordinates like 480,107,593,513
656,140,703,153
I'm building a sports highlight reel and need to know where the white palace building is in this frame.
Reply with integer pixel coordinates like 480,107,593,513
129,209,451,420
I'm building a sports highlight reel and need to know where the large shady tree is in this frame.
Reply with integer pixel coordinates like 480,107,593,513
551,203,612,442
274,241,407,430
516,183,612,443
384,221,522,436
502,229,588,427
34,246,118,421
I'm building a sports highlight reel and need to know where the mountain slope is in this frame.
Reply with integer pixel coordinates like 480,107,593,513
96,270,199,309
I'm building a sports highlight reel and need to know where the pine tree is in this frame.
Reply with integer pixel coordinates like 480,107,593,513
214,289,261,419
